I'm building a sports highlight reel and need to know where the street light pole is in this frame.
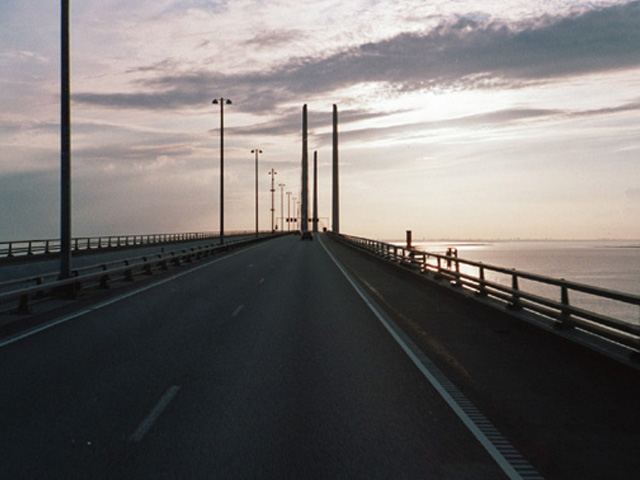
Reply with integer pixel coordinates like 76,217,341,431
251,149,262,238
278,183,285,232
286,191,292,232
60,0,72,280
292,196,297,231
268,168,277,232
212,97,232,245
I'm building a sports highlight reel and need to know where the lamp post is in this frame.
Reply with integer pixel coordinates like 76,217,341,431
292,196,297,231
60,0,71,280
212,97,232,245
278,183,285,232
286,191,292,232
251,149,262,238
268,168,277,232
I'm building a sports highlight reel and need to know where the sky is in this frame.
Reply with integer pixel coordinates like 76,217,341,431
1,0,639,241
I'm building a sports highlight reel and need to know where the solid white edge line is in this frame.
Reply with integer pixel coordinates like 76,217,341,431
318,236,529,480
130,385,181,443
0,242,267,349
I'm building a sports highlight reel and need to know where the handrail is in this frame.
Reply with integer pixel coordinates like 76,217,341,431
0,232,288,314
332,233,640,360
0,231,258,259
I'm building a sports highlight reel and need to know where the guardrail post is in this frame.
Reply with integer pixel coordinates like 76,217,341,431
45,240,51,254
27,241,33,256
509,272,521,310
143,258,153,275
555,283,574,330
454,259,461,286
34,277,45,299
478,265,486,296
7,242,13,257
17,294,31,314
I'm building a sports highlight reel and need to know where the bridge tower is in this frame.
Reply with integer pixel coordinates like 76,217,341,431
313,150,318,233
332,104,340,234
301,104,309,232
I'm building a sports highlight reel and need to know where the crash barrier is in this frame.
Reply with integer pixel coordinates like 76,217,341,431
0,231,257,259
0,232,288,315
331,233,640,362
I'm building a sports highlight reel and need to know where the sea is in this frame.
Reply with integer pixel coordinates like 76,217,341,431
392,240,640,325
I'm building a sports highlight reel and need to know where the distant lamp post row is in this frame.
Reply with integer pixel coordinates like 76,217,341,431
213,99,284,238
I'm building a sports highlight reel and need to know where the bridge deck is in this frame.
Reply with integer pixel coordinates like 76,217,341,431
0,234,637,478
324,234,640,479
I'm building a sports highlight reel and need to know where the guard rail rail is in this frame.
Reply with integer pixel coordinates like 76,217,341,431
332,233,640,361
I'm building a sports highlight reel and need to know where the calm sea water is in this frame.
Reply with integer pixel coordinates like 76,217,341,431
398,240,640,324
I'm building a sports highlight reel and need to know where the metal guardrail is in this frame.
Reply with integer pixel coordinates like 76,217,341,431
0,231,257,259
0,232,288,315
333,233,640,360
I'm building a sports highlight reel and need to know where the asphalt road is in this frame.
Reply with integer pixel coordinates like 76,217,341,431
0,235,511,479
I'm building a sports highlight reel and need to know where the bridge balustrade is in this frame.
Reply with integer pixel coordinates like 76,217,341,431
333,233,640,362
0,231,259,259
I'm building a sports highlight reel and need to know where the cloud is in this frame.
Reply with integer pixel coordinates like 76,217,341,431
73,1,640,112
242,30,303,48
627,188,640,201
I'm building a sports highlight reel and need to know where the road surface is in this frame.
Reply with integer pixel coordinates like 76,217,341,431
0,235,515,479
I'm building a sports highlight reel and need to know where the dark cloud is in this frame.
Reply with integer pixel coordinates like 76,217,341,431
569,99,640,118
242,30,303,48
316,107,560,145
74,1,640,112
230,107,391,137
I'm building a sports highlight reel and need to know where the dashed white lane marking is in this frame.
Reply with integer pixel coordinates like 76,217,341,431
232,305,244,317
0,243,266,349
318,237,544,480
130,385,181,443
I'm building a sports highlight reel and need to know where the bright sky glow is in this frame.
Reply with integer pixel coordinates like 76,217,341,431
1,0,639,240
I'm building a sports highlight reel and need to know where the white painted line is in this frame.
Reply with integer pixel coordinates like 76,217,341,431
0,243,266,349
232,305,244,317
130,385,181,443
318,237,543,480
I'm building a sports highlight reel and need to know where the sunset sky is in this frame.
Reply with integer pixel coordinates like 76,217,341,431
1,0,639,240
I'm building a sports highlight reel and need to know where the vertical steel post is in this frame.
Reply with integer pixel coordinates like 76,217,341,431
219,99,225,245
252,149,262,237
60,0,72,279
269,168,277,232
332,104,340,234
301,104,309,232
313,151,318,233
279,184,285,231
213,98,231,244
286,192,292,232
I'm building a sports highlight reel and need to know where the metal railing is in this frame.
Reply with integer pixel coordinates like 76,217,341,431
0,231,257,259
333,233,640,360
0,232,288,315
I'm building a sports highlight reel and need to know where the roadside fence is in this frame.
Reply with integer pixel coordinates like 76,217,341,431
332,233,640,361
